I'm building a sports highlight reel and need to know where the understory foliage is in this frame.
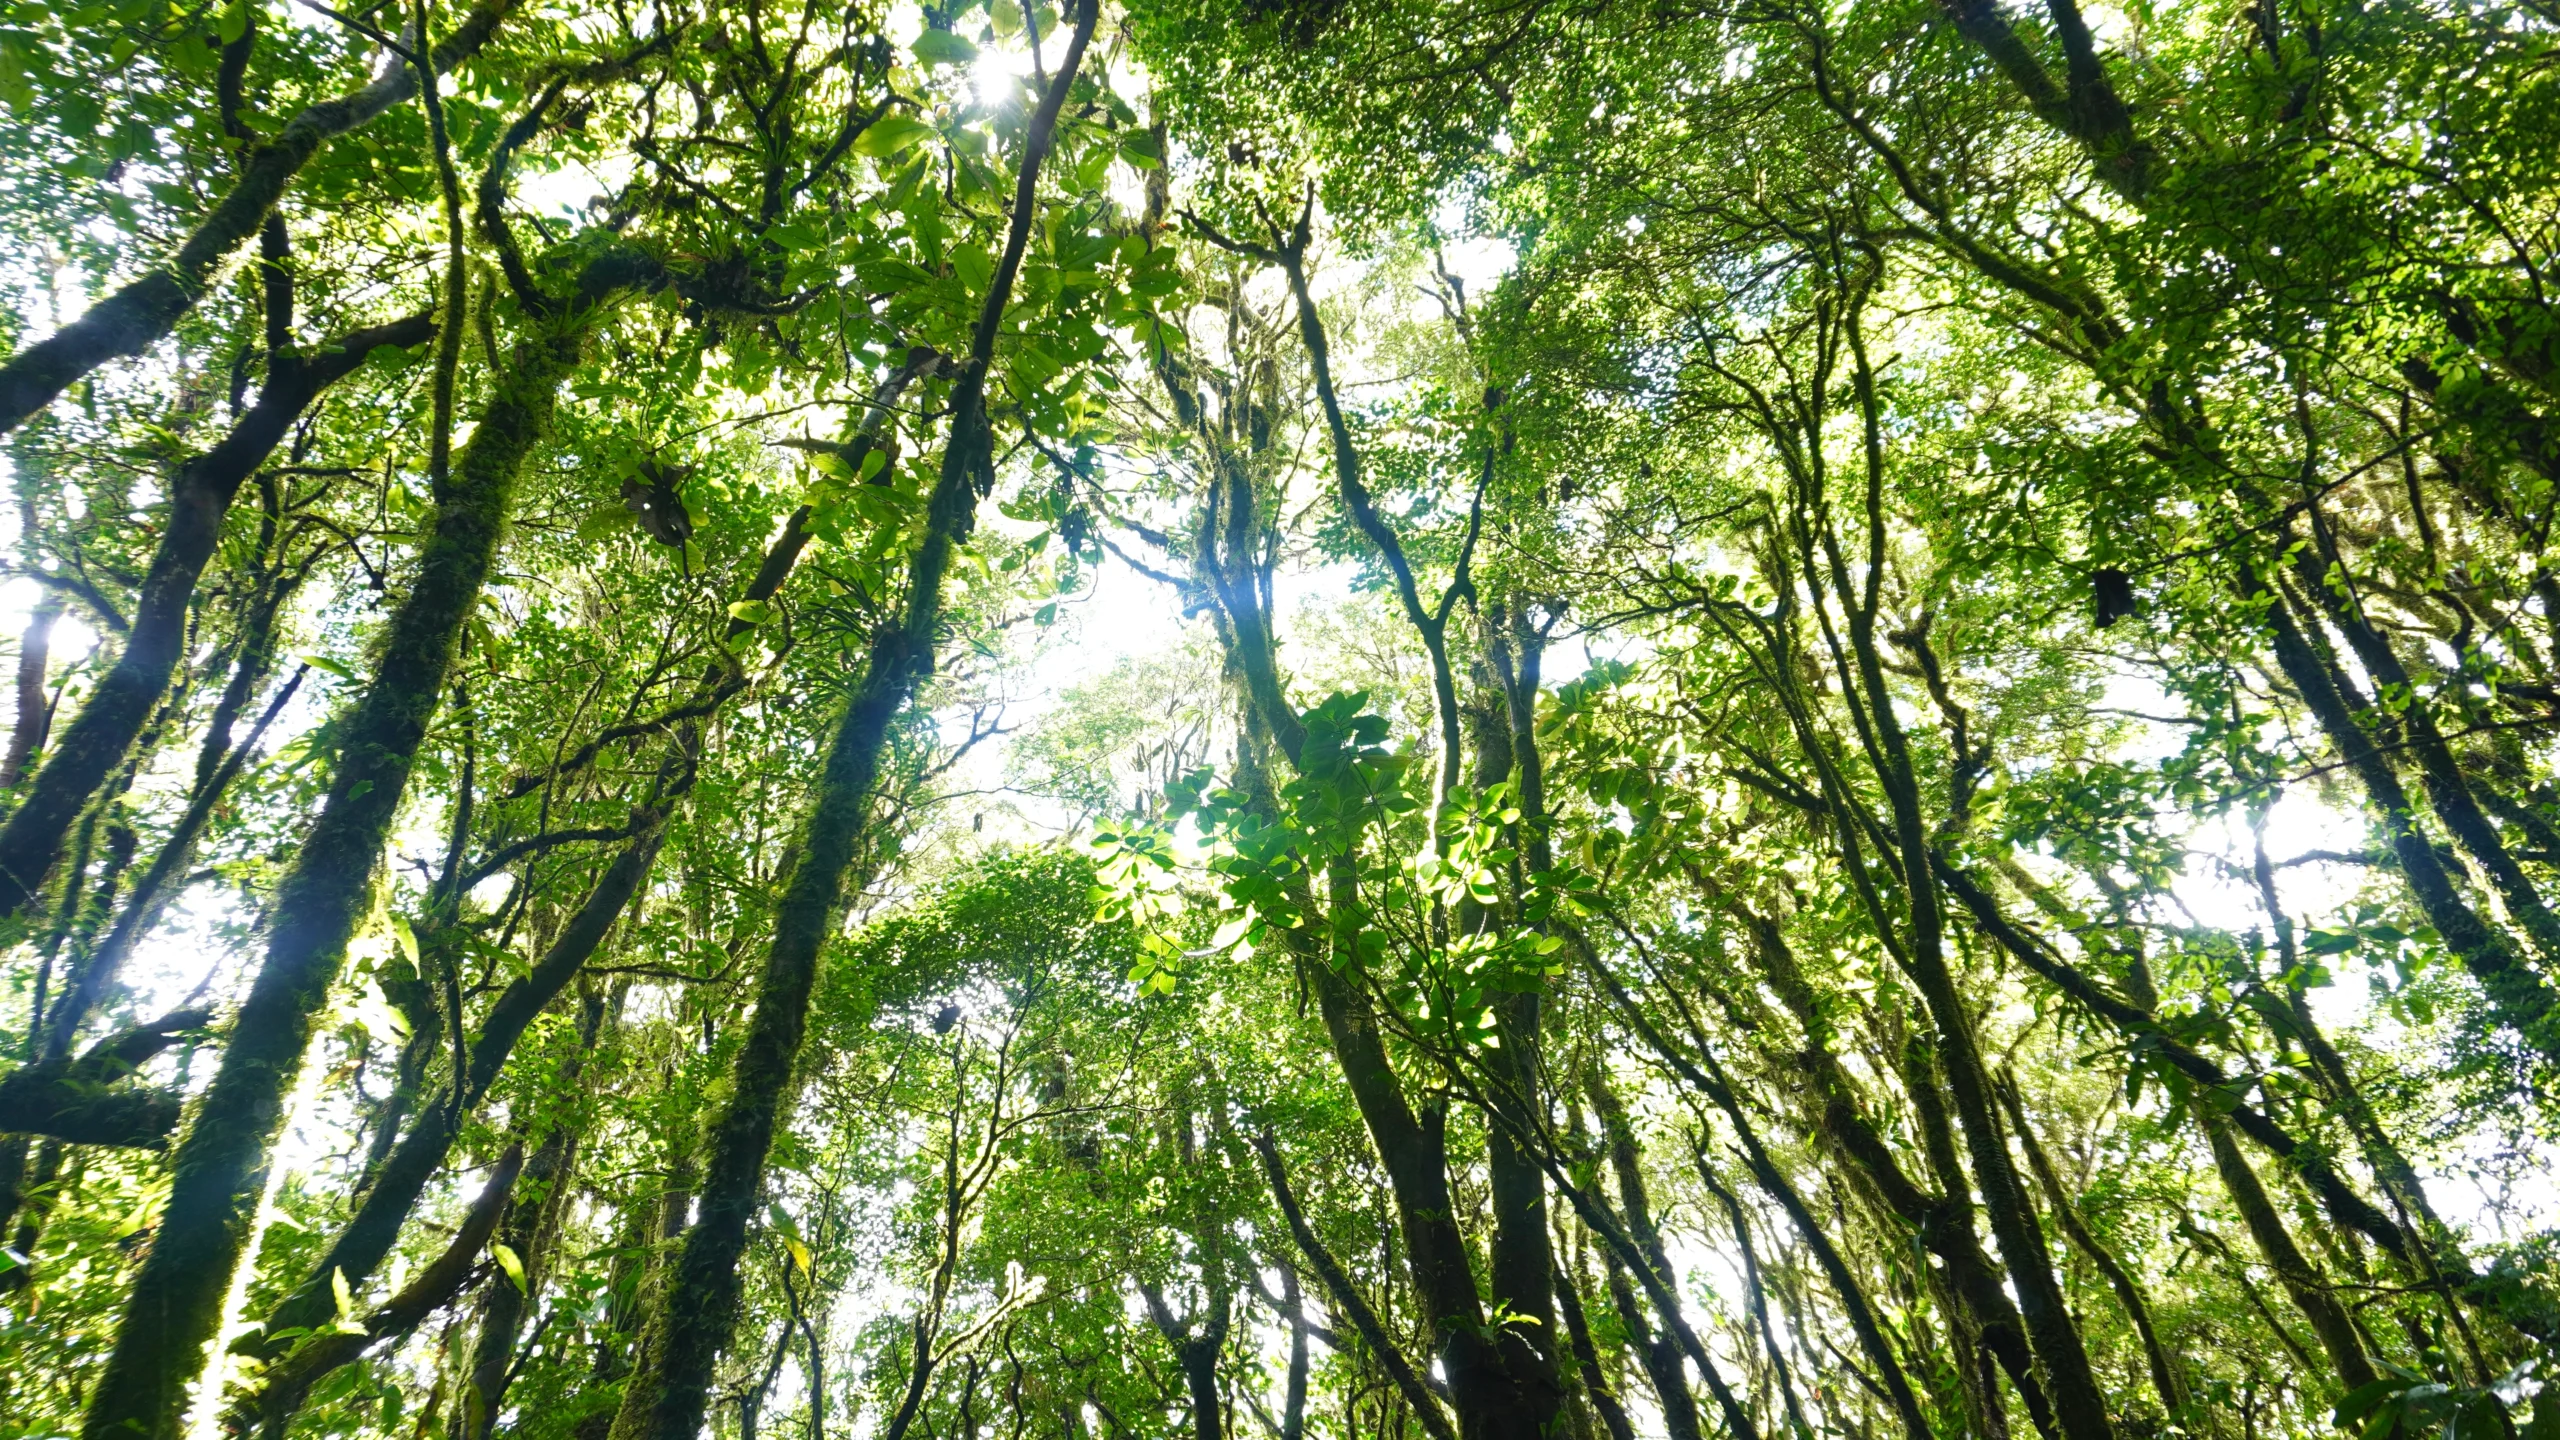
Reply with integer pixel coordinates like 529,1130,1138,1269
0,0,2557,1438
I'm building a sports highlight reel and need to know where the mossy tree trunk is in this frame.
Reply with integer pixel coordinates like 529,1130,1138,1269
76,298,595,1440
603,11,1097,1437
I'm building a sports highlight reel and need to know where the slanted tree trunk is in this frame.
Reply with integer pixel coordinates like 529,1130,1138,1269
2,593,62,787
0,307,435,923
603,14,1097,1437
0,4,506,437
77,289,598,1440
2197,1103,2378,1392
1551,1256,1636,1440
254,815,666,1351
1997,1074,2185,1418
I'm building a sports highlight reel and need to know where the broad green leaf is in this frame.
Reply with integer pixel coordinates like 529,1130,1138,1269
492,1243,528,1294
856,114,936,157
911,29,977,66
1116,130,1164,169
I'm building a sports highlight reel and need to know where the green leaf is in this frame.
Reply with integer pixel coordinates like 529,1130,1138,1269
1116,130,1164,169
1209,906,1257,951
492,1242,528,1294
389,917,419,966
911,29,977,66
855,115,936,158
728,600,775,626
578,500,640,541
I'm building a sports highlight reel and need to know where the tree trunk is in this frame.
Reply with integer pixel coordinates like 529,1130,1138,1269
603,15,1096,1437
256,814,664,1350
76,297,591,1440
2249,569,2560,1061
1552,1257,1636,1440
1997,1075,2185,1418
2197,1104,2378,1392
1,594,62,787
0,308,434,923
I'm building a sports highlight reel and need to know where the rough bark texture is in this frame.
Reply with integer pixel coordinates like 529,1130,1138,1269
47,668,304,1064
2000,1076,2185,1417
1552,1261,1636,1440
0,1008,206,1148
232,1144,528,1438
77,300,589,1440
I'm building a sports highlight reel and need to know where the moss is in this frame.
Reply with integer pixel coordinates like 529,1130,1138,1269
0,310,436,924
76,299,591,1440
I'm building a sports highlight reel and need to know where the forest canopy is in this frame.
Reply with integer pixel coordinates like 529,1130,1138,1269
0,0,2554,1438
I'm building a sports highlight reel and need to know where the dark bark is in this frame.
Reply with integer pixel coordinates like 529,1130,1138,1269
255,815,666,1350
1300,930,1542,1440
2197,1104,2377,1392
78,289,595,1440
1696,1165,1814,1440
1933,0,2153,198
1580,1073,1707,1440
1551,1260,1636,1440
1935,857,2454,1278
0,309,436,924
0,4,507,436
603,13,1097,1439
0,1007,206,1148
2,594,62,786
2291,538,2560,967
1277,1264,1310,1440
232,1143,528,1438
1598,1248,1702,1440
1832,608,2115,1440
2246,571,2560,1061
1141,1283,1230,1440
461,988,608,1440
1996,1075,2185,1418
1577,928,1956,1440
1473,628,1562,1424
1533,1150,1762,1440
1250,1132,1455,1440
0,1138,63,1290
46,667,303,1063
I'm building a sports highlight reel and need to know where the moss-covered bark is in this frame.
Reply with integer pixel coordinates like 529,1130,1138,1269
0,309,436,924
75,301,589,1440
603,13,1098,1437
2198,1105,2378,1392
252,816,665,1350
0,4,506,438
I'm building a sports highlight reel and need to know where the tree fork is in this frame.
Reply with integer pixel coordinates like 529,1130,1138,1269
0,1,509,437
604,9,1098,1436
77,289,599,1440
0,309,437,925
